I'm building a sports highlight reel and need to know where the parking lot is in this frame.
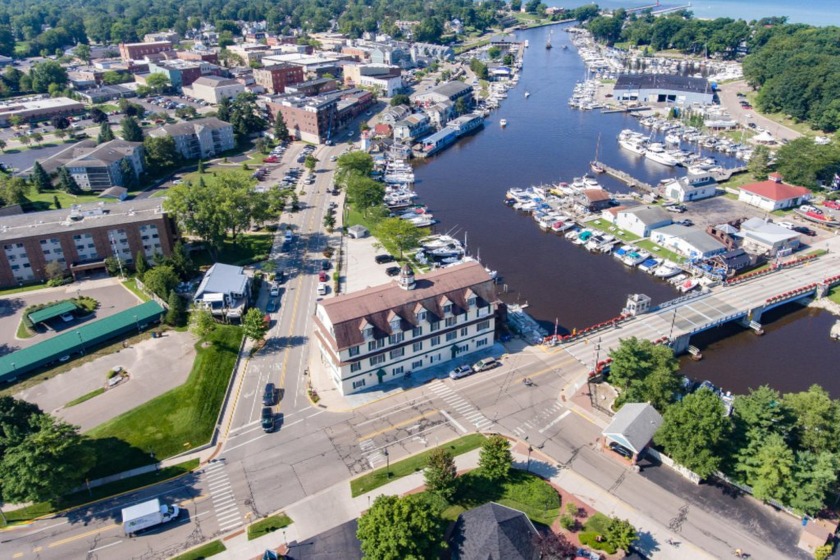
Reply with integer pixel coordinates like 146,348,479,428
0,277,145,355
341,236,400,294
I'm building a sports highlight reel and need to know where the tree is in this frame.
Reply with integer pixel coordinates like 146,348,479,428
190,309,217,339
228,93,267,142
144,136,182,175
424,448,457,500
357,494,446,560
784,385,839,453
18,134,31,148
335,151,374,188
119,158,138,190
605,517,638,552
0,176,31,206
748,145,771,180
0,414,94,503
488,46,501,60
50,116,70,130
0,139,6,153
146,72,171,94
217,97,232,122
390,94,410,107
120,116,143,142
788,450,838,515
532,530,576,560
97,121,114,144
305,155,318,173
29,60,68,93
57,167,81,194
654,389,731,478
815,545,833,560
30,132,43,146
53,195,61,209
0,397,43,458
375,218,425,259
273,111,288,140
608,337,681,410
135,251,149,277
165,291,186,327
748,432,795,503
164,241,195,280
346,174,384,215
242,307,269,341
104,256,122,276
142,265,179,299
89,107,108,124
74,43,91,64
478,434,512,480
31,161,52,192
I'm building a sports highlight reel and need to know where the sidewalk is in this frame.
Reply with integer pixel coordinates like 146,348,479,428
210,445,713,560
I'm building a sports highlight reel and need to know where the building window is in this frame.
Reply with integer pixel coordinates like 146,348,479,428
388,332,404,345
477,320,490,331
444,303,453,314
445,316,457,327
350,362,361,372
417,311,426,322
412,326,422,337
352,379,366,389
412,341,423,352
349,346,360,357
458,344,469,353
476,338,488,347
430,321,440,332
389,347,404,359
412,360,423,369
446,331,457,342
392,366,404,375
460,327,468,337
370,355,385,366
431,336,440,347
468,296,477,307
368,339,385,351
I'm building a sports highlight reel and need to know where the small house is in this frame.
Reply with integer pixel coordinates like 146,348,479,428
576,189,613,213
664,172,718,203
347,224,369,239
615,206,672,238
738,174,811,212
193,263,251,321
602,402,663,460
449,503,539,560
650,224,727,260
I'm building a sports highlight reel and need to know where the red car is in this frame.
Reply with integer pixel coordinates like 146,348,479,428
318,271,328,282
823,200,840,210
264,156,278,163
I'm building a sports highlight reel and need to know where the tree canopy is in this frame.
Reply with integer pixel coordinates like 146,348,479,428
478,434,512,481
357,494,446,560
608,337,681,410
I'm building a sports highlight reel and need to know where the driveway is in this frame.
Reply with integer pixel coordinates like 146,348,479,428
717,80,802,142
0,277,144,355
15,330,197,431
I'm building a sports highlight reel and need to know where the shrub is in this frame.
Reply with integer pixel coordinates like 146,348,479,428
559,514,576,530
566,502,578,517
584,512,611,533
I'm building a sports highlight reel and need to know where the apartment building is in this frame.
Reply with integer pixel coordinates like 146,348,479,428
119,41,172,61
148,117,235,160
63,139,144,191
253,63,304,94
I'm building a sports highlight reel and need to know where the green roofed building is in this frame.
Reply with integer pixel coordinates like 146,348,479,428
27,301,78,325
0,301,164,383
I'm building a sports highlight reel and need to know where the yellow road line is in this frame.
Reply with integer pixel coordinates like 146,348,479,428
356,410,440,442
13,552,23,558
47,524,119,548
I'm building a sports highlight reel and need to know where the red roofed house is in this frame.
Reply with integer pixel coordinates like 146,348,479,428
313,262,498,395
738,173,811,212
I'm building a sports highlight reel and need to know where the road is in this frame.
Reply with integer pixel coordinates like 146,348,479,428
717,80,803,142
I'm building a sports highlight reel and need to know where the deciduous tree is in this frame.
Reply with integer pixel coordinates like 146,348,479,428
605,517,638,552
190,309,216,339
142,264,179,299
346,174,384,216
357,494,446,560
424,448,457,500
242,307,268,341
375,218,426,259
478,434,512,481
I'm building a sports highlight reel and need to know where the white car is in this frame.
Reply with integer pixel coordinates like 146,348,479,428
269,285,280,297
449,365,473,380
777,221,796,230
317,282,328,295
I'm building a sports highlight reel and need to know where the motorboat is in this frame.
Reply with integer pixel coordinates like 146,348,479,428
654,260,682,278
613,244,632,259
678,277,700,293
645,143,678,167
638,257,662,274
525,91,530,98
500,119,508,127
619,139,646,156
621,249,650,267
572,229,592,245
551,220,575,233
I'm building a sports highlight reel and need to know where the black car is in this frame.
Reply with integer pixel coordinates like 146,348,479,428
609,442,633,459
321,260,330,271
261,407,274,432
385,266,401,277
375,254,395,264
794,226,817,237
276,269,286,284
263,383,276,406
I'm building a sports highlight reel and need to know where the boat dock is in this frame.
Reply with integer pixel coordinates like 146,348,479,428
594,162,656,194
601,106,651,114
714,166,748,182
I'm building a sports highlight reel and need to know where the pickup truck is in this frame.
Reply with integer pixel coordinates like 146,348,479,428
121,499,179,535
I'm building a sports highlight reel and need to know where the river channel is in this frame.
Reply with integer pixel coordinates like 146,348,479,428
412,24,840,397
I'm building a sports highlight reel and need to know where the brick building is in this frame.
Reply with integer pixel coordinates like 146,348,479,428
0,199,177,287
119,41,173,61
253,63,304,94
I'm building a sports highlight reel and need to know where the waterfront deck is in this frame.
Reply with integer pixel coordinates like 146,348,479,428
594,161,656,193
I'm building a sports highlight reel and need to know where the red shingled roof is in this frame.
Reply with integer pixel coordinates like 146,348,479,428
740,180,810,201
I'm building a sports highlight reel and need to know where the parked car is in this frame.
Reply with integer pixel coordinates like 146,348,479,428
608,442,633,459
472,358,500,373
263,383,277,406
318,271,328,282
60,313,74,323
321,260,330,271
266,301,277,313
794,226,817,236
385,266,401,277
261,407,274,432
449,365,473,380
269,285,280,297
777,221,796,230
317,282,328,296
375,254,395,264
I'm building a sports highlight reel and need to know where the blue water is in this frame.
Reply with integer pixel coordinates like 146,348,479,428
553,0,840,27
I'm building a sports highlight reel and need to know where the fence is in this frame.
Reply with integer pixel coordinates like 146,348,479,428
133,277,169,310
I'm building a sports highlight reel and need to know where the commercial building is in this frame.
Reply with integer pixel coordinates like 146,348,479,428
148,117,235,160
147,59,220,88
314,262,497,395
143,32,179,44
650,224,727,260
613,74,714,105
614,206,673,237
62,139,144,192
343,64,403,97
664,172,719,203
738,174,812,212
253,63,304,94
119,41,173,61
737,218,801,257
0,199,176,287
0,96,84,127
393,113,431,141
76,85,137,104
183,76,244,105
262,53,342,76
413,80,473,108
227,43,274,64
193,263,252,321
284,77,338,97
266,88,373,144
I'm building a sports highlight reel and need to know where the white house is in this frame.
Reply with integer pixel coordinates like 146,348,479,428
650,224,727,260
614,206,672,238
313,262,497,395
738,174,811,212
664,172,719,203
193,263,251,321
737,217,801,257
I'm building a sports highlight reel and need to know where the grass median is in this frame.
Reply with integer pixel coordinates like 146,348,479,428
0,459,199,528
247,513,293,540
86,325,243,478
65,388,105,408
350,433,486,497
170,539,226,560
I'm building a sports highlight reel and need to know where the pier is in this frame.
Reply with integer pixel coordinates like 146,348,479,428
714,166,748,182
601,106,651,114
594,162,656,193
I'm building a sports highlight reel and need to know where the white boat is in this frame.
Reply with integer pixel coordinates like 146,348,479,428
678,277,700,293
500,119,508,127
653,260,682,278
645,144,678,167
621,249,650,267
551,220,575,232
619,139,646,156
665,133,681,145
525,91,530,98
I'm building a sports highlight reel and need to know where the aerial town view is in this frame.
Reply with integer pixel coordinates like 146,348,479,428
1,0,840,559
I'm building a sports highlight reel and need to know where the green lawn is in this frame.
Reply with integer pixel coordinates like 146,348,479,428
65,388,105,408
636,239,683,265
247,513,293,540
122,278,151,302
0,459,198,528
86,326,243,478
0,283,50,297
23,188,105,212
95,103,120,113
828,287,840,305
720,171,758,190
193,234,274,267
350,434,486,497
170,540,226,560
587,219,641,243
16,318,33,339
441,469,561,527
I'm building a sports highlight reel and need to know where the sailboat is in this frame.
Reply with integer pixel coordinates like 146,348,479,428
590,133,605,174
546,30,552,49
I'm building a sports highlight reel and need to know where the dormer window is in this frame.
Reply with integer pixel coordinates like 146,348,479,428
417,310,427,322
468,296,477,307
390,318,401,333
443,303,453,315
360,319,375,341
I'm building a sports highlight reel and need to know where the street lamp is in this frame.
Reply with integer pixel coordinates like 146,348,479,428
384,448,390,478
525,436,532,472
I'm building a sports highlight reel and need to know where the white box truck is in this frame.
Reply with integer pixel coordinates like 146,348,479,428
121,499,180,535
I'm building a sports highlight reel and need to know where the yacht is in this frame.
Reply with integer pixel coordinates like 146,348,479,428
619,139,646,156
654,261,682,278
621,249,651,267
645,143,678,167
500,119,508,127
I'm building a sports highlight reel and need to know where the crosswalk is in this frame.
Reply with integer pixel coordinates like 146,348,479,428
512,401,568,439
429,381,493,432
203,461,244,534
359,438,386,469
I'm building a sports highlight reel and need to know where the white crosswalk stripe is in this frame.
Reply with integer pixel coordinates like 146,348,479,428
511,402,570,440
360,438,387,468
203,461,243,532
430,381,492,431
